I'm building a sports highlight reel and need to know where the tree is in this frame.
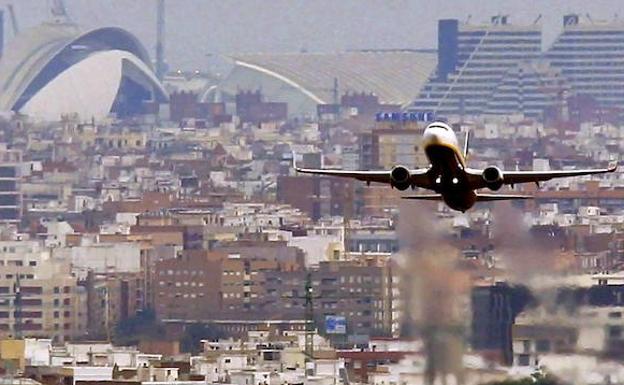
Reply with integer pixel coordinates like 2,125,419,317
114,308,165,345
180,323,224,354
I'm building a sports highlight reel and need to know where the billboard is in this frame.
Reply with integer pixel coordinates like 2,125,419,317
325,315,347,334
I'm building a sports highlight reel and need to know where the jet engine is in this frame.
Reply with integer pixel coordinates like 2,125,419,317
482,166,504,191
390,165,411,190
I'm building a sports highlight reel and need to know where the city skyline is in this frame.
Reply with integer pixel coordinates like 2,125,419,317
1,0,623,70
1,1,624,383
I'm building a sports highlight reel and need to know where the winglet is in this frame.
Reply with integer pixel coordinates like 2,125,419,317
292,151,301,172
463,130,471,159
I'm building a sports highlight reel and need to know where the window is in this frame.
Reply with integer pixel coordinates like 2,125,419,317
517,354,530,366
21,286,42,295
0,180,16,191
535,339,551,352
0,167,16,178
22,299,43,306
522,340,530,352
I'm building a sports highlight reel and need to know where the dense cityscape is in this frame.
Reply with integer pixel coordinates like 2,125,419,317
0,1,624,385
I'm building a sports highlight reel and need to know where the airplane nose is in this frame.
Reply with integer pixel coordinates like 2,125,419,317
424,130,440,144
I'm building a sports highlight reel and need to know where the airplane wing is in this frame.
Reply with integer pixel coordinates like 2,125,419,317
466,163,617,189
295,167,390,183
401,194,443,200
402,193,531,201
294,166,431,188
475,193,532,201
293,157,431,188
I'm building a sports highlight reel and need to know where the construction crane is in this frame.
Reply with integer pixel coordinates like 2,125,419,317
155,0,166,80
282,273,318,361
7,4,18,37
283,273,356,361
303,273,315,361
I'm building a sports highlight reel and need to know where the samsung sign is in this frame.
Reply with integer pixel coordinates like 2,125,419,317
375,111,435,122
325,315,347,334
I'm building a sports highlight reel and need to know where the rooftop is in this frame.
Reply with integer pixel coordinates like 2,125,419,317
225,51,437,106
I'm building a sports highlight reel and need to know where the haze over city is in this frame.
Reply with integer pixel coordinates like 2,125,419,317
0,1,623,385
2,0,624,69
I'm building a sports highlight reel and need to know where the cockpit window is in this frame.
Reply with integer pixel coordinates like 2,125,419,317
429,124,449,131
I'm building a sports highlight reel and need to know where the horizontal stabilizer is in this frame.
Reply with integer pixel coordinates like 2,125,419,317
476,193,532,201
401,194,443,201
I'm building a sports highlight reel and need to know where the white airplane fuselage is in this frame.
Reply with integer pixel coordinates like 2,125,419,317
421,123,477,211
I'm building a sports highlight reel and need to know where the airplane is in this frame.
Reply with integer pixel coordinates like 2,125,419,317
293,121,618,212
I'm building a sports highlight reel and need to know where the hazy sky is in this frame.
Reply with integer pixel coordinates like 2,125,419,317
2,0,623,71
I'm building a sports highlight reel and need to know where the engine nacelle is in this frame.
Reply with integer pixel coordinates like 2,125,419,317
482,166,504,191
390,165,411,191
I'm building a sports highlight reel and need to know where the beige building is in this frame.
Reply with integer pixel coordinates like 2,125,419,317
0,240,86,342
372,128,427,170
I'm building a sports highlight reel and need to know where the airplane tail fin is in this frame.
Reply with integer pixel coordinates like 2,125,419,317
463,130,471,159
291,151,302,172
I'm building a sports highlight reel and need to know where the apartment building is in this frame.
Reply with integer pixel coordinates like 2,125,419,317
410,16,542,117
546,15,624,114
0,241,85,342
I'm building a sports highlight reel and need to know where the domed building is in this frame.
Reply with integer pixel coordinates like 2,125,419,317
0,22,167,121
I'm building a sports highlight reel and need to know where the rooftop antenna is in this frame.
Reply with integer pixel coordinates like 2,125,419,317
156,0,166,81
533,14,542,25
465,14,472,24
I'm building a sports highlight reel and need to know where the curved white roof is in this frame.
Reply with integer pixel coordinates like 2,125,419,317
21,50,164,121
0,22,79,110
224,51,437,105
0,22,166,120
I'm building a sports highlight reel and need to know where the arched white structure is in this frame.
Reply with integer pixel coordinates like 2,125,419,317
0,23,167,121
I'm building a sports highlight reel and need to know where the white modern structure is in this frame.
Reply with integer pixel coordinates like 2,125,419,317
0,22,167,122
216,51,437,117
